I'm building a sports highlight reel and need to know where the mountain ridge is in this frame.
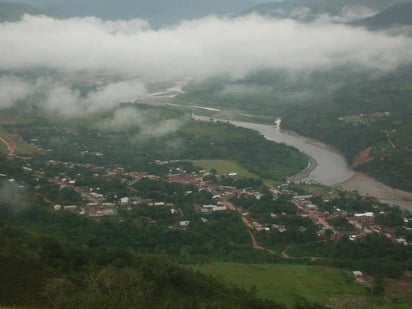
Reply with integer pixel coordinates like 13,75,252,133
240,0,410,22
0,1,44,22
355,1,412,29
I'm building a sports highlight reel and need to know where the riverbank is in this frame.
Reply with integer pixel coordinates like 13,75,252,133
287,155,317,182
193,115,412,210
339,172,412,211
194,115,354,185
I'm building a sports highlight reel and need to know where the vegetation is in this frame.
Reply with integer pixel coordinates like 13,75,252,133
0,104,410,307
191,159,259,179
178,120,308,179
177,64,412,191
197,263,378,307
285,234,411,278
327,216,355,231
0,220,284,308
1,105,307,180
1,2,412,307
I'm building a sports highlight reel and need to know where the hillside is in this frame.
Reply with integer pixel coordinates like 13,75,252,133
176,63,412,191
281,65,412,191
0,105,411,307
356,2,412,29
0,2,43,22
240,0,407,21
0,221,284,308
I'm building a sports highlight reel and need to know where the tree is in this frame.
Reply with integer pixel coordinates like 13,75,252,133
42,278,76,309
324,229,334,239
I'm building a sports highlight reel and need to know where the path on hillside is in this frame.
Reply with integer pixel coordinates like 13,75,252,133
0,134,16,155
227,201,265,251
281,244,326,261
384,130,397,149
247,228,264,250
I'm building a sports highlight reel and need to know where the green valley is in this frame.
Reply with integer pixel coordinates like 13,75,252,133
1,1,412,308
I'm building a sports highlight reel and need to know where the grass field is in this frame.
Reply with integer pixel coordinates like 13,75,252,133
0,125,36,155
196,263,412,308
190,160,259,179
197,263,371,307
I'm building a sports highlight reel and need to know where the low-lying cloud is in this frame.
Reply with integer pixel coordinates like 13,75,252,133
2,14,412,77
0,75,34,109
41,79,147,116
0,182,29,214
98,107,183,138
317,5,378,24
1,14,412,114
0,76,147,116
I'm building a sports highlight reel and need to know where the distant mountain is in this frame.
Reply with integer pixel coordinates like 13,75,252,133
0,0,265,26
240,0,408,22
0,2,44,22
355,2,412,29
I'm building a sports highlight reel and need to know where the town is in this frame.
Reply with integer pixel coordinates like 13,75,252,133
5,150,411,251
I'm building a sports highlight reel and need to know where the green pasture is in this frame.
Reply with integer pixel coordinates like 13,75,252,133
197,263,368,306
190,159,259,179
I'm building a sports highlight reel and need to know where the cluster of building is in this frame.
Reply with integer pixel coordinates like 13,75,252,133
6,152,412,244
290,189,411,245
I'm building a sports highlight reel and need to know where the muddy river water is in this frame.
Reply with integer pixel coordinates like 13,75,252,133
193,115,412,210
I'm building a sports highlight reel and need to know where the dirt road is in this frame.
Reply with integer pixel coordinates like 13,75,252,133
0,134,16,155
226,201,264,250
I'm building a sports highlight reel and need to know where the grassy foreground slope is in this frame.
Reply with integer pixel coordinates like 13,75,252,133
198,263,412,308
198,263,366,306
0,221,285,309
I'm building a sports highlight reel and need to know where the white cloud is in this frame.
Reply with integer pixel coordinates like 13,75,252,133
139,118,182,138
0,182,29,213
0,14,411,79
43,79,147,116
317,5,378,24
1,14,412,114
98,107,183,138
0,76,33,108
0,76,146,115
98,107,146,131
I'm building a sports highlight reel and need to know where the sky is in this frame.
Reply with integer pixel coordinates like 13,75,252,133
0,12,412,115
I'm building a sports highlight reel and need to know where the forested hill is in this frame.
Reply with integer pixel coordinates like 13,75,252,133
0,2,43,22
282,65,412,191
0,220,284,308
176,62,412,191
240,0,406,20
355,2,412,29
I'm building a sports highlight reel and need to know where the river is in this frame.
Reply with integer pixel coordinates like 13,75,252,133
193,115,412,210
193,115,354,185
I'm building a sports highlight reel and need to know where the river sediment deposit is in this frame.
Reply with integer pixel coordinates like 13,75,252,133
193,115,412,210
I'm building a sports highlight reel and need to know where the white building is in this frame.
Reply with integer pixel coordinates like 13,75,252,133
120,197,129,204
179,221,190,227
